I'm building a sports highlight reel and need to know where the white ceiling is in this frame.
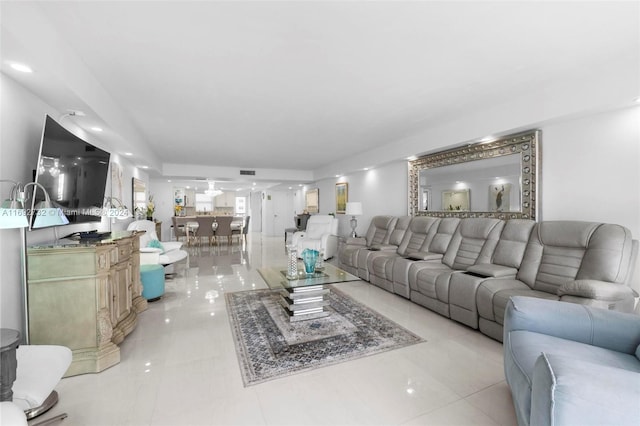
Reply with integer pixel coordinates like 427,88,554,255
1,1,639,191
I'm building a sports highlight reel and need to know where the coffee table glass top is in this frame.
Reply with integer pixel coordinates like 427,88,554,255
258,263,359,290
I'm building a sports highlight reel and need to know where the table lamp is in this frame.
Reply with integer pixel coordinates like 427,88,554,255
345,202,363,238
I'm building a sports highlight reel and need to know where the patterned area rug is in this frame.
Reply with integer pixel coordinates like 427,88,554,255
226,288,424,386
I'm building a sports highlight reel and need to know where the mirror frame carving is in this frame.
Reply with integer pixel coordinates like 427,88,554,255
408,130,540,220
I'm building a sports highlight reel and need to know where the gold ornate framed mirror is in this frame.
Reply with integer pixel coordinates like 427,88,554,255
408,130,540,220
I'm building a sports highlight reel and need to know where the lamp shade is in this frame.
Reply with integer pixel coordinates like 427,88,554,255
0,199,29,229
32,203,70,228
345,202,363,216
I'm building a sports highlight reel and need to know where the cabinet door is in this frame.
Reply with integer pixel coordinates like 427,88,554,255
114,262,132,323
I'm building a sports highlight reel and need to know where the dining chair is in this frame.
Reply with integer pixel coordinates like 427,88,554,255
194,216,216,245
171,216,188,243
213,216,233,245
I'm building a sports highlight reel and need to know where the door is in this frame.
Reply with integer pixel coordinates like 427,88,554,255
262,191,291,237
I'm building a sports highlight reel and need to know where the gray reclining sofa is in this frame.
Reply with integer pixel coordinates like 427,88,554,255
339,216,638,342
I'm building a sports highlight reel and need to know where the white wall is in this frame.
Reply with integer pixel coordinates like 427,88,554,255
0,73,146,335
315,161,409,237
312,104,640,293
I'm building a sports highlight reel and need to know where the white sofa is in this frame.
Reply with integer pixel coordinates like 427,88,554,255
126,220,188,268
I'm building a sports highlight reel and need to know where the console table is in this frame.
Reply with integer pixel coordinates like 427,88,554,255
27,231,147,376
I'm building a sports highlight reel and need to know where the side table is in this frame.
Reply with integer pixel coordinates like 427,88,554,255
1,329,20,401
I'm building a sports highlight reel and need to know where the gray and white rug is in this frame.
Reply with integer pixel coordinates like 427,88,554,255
226,288,424,386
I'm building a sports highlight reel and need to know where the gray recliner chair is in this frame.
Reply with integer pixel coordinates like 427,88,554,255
338,215,398,275
477,221,638,341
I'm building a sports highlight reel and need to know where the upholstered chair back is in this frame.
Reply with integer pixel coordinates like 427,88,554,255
364,215,398,247
305,215,338,239
127,220,159,247
386,216,412,247
397,217,440,256
517,221,635,293
420,218,460,255
443,218,505,270
491,219,536,268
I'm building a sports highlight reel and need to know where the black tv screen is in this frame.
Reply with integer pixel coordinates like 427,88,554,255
33,115,111,225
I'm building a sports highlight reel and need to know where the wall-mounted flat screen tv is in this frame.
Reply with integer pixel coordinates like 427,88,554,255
33,115,111,226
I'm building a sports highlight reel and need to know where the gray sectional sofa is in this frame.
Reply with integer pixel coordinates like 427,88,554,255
339,216,639,342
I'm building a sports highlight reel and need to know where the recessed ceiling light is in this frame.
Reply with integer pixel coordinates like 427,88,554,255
635,96,640,103
363,167,369,171
167,180,172,183
124,152,133,156
288,187,292,190
140,165,149,169
90,127,103,132
406,156,417,161
9,62,33,73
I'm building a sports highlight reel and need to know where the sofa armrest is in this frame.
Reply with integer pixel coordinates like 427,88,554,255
161,241,183,252
531,353,640,426
466,264,518,278
504,296,640,354
370,244,398,251
291,231,306,246
406,251,443,261
140,247,162,254
321,234,338,259
557,280,637,312
345,237,366,246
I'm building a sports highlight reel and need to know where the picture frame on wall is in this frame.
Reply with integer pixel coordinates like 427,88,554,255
335,182,348,214
489,183,511,212
441,189,470,211
305,188,319,213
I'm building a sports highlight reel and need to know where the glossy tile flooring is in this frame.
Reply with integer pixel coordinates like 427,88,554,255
45,234,517,426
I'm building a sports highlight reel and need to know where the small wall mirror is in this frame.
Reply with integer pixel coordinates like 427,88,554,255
409,130,540,220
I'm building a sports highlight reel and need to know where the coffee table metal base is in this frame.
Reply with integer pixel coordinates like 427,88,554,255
279,286,330,322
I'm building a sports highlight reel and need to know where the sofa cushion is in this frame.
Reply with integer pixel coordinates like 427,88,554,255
504,330,640,426
531,353,640,426
147,239,165,252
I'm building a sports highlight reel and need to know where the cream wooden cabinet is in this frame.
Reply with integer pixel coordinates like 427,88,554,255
27,231,147,377
215,192,235,207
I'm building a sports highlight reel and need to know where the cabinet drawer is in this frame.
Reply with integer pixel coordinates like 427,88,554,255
28,247,112,280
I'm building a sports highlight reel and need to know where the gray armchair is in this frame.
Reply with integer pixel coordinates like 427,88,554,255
504,296,640,426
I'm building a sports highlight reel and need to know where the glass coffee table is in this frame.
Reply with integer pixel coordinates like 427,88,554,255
258,263,359,322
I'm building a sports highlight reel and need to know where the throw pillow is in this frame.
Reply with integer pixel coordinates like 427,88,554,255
147,239,165,253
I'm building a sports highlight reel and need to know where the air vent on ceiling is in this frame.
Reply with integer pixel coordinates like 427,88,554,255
240,170,256,176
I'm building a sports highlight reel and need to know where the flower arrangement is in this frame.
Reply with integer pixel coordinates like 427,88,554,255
174,205,183,216
146,195,155,217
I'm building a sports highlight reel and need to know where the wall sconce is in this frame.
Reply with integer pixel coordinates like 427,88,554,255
0,179,70,344
345,201,363,238
103,196,132,220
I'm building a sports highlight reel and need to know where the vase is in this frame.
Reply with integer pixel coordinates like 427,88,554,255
301,248,319,275
315,249,325,271
147,216,153,222
286,245,298,279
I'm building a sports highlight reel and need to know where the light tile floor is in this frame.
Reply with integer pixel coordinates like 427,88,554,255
42,234,517,426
